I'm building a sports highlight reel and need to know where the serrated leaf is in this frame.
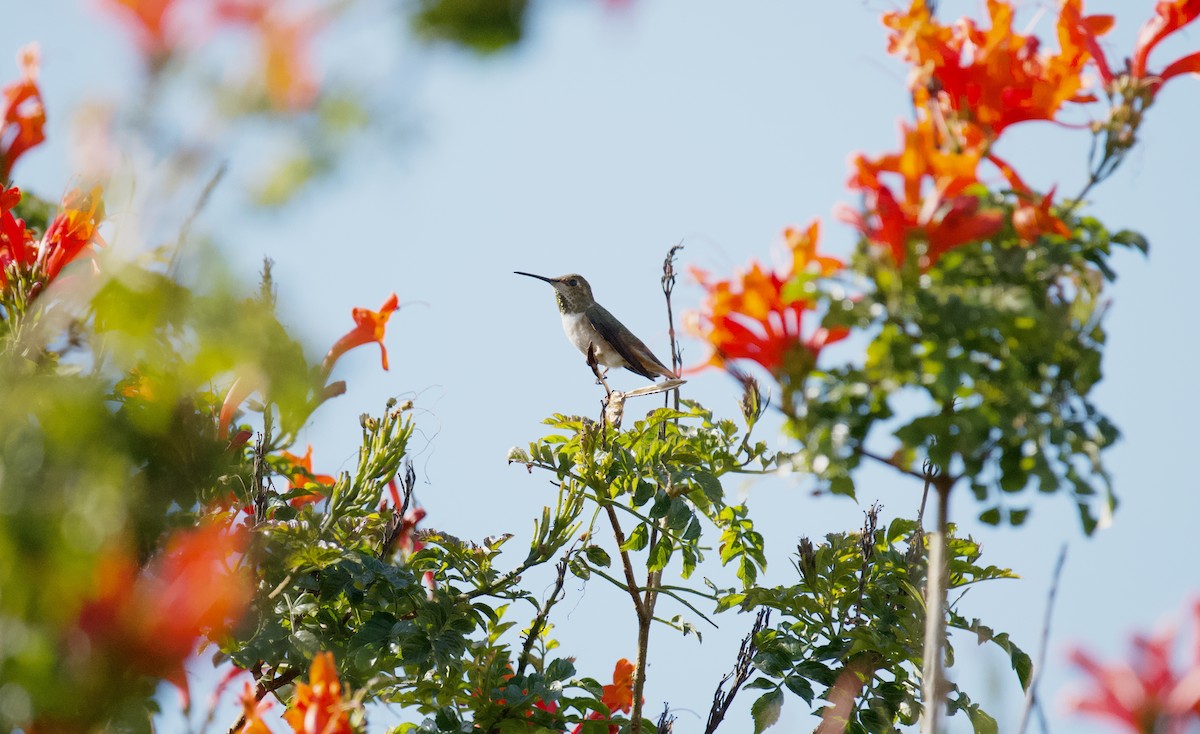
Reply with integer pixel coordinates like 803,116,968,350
751,688,784,733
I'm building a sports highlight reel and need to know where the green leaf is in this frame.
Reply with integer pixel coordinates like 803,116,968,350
751,688,784,734
621,524,649,552
583,545,611,568
783,675,814,704
967,707,999,734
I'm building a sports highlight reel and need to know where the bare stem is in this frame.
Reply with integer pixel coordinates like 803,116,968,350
704,609,770,734
1017,545,1069,734
516,548,573,677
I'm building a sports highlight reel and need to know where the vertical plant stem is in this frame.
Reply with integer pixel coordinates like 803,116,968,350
1016,544,1068,734
605,503,650,734
920,477,951,734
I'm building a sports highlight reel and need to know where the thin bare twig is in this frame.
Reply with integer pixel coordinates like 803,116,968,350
169,162,227,275
660,243,684,412
704,609,770,734
1017,545,1068,734
516,546,574,677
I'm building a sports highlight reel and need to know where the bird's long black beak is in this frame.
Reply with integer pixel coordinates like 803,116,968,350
514,271,556,284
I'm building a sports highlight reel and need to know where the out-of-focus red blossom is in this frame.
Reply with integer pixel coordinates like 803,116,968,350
1131,0,1200,90
397,506,427,557
883,0,1108,137
76,523,252,701
842,117,1005,267
1066,600,1200,734
0,185,33,287
992,154,1072,245
1,185,107,293
283,652,352,734
280,445,337,509
1,44,46,182
688,223,847,378
98,0,179,60
570,658,637,734
213,0,323,111
41,186,105,281
239,680,277,734
322,293,400,374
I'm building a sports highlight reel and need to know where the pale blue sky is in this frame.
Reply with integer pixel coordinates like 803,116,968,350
4,1,1199,732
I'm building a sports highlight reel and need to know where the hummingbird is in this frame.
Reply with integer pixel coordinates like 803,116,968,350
515,271,678,381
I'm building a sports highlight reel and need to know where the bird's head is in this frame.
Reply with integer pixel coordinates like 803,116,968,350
515,272,595,313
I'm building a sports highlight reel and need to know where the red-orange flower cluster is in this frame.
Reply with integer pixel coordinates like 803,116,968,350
841,118,1004,267
283,652,353,734
840,0,1140,267
885,0,1109,137
1,44,45,182
1065,599,1200,733
689,222,848,377
76,523,252,698
322,293,400,374
1,184,105,292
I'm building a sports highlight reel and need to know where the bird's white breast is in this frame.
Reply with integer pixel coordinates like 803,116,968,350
560,312,624,368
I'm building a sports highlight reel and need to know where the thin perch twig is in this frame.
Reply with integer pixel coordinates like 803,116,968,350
703,609,770,734
1016,544,1068,734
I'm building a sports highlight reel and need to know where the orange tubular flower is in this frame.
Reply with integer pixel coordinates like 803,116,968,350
76,523,253,699
283,652,352,734
280,445,337,509
0,185,34,287
843,118,1004,267
689,222,847,378
884,0,1110,137
570,659,638,734
1131,0,1200,91
239,680,277,734
1,44,46,182
322,293,400,374
40,186,106,281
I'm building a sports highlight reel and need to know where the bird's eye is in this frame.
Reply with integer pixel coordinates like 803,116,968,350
568,279,579,287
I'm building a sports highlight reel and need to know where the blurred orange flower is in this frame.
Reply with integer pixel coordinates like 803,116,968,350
239,680,277,734
689,223,847,377
842,118,1003,267
214,0,323,111
41,186,106,281
76,522,253,699
1131,0,1200,90
98,0,179,60
0,185,33,288
992,154,1072,245
283,652,352,734
883,0,1109,137
322,293,400,373
280,444,337,509
1,44,46,182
